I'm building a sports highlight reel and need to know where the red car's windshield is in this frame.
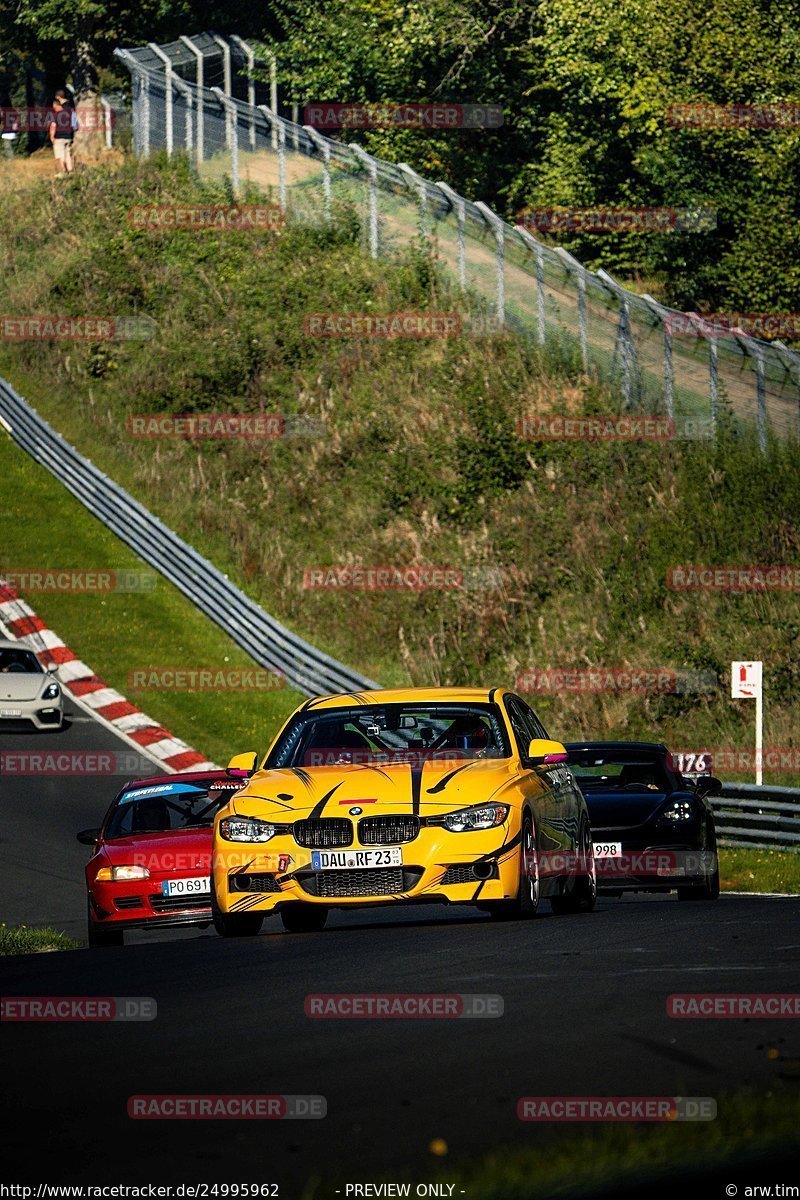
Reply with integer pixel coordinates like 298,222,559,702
104,782,229,839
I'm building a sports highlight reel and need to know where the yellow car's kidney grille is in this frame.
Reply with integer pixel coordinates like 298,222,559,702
358,815,420,845
293,818,353,848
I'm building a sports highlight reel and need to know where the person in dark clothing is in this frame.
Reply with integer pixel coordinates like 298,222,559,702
50,90,77,173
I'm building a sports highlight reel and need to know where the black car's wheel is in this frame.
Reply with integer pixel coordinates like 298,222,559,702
280,904,328,933
550,819,597,915
212,886,264,937
87,900,123,948
678,827,720,901
487,813,539,920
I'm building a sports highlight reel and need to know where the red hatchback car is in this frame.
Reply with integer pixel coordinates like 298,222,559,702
78,770,244,947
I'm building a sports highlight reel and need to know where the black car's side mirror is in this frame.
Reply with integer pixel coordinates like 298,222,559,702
76,828,100,845
694,775,722,799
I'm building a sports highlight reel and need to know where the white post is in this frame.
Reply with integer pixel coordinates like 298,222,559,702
211,34,232,95
350,145,379,258
436,182,466,291
398,162,428,238
475,201,505,327
100,95,113,149
731,661,764,785
147,43,173,156
258,106,285,210
756,682,763,786
304,126,332,219
211,35,232,149
212,88,239,194
179,36,205,165
172,77,194,156
230,36,257,151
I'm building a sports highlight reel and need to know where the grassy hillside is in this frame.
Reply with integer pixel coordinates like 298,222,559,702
0,156,798,779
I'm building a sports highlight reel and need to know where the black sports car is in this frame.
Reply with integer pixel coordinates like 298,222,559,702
565,741,721,900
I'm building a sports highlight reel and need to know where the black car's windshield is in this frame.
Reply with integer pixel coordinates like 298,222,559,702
104,780,231,839
0,647,43,674
268,703,511,769
568,756,671,793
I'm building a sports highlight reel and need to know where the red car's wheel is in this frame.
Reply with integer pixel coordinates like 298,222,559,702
87,899,123,948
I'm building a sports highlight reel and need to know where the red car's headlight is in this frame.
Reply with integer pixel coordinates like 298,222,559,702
95,865,150,881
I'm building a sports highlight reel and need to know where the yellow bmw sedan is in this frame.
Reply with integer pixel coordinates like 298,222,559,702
212,687,596,934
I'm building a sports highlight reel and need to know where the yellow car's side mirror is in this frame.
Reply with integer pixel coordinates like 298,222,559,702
226,751,258,779
527,738,569,766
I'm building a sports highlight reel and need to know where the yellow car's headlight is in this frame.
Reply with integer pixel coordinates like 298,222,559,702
438,803,509,832
96,865,150,881
219,816,278,842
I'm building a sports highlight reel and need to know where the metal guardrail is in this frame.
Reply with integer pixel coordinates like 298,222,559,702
0,378,378,698
711,783,800,850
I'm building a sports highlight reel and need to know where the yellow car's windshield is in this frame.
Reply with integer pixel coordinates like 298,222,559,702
268,703,511,768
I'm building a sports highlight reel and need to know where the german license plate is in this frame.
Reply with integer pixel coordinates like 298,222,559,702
161,876,210,897
311,848,402,870
0,709,22,718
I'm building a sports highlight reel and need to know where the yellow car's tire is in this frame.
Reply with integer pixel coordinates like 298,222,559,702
280,904,329,933
550,819,597,914
486,813,539,920
212,886,264,937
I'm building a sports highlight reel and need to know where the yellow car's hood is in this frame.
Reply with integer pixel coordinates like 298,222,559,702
228,758,520,820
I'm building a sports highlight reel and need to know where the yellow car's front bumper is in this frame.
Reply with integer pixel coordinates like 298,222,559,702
213,824,522,913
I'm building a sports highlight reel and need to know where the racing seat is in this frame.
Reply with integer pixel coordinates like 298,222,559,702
133,797,172,832
617,765,663,791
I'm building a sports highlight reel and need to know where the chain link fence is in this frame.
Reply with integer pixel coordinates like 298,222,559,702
115,35,800,447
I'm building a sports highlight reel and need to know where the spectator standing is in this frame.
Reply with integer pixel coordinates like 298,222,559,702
50,90,77,174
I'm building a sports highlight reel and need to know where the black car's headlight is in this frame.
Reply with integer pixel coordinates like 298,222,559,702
436,803,509,832
42,681,60,701
218,816,278,842
658,799,695,823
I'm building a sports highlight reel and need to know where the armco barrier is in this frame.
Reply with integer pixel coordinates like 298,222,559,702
711,783,800,850
0,377,377,698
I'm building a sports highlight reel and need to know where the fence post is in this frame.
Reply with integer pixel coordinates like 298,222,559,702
517,228,546,345
350,145,379,259
398,163,428,239
100,95,113,149
555,247,588,371
475,202,505,327
147,43,173,156
211,35,232,149
755,347,767,452
772,340,800,440
709,332,719,434
642,295,675,425
179,35,205,165
304,126,332,219
599,269,637,409
435,182,466,292
230,35,257,151
212,89,238,194
258,106,286,211
172,76,194,157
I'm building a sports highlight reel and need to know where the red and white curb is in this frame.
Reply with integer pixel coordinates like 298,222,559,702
0,578,216,772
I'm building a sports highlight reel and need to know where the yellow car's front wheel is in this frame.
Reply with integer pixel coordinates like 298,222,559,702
212,886,264,938
485,812,539,920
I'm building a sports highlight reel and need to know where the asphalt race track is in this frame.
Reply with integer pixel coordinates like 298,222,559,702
2,701,800,1191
